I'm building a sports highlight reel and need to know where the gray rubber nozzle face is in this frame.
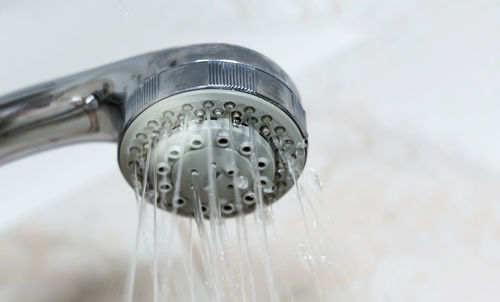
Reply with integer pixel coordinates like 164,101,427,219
118,44,308,218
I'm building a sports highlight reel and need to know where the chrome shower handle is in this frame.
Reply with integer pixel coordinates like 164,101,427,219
0,49,167,164
0,76,120,164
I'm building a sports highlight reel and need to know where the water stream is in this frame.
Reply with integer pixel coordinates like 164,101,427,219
123,116,362,301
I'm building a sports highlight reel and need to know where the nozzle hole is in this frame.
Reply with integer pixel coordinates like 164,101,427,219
274,126,286,135
182,104,193,111
159,182,172,193
257,158,268,170
189,135,204,149
203,101,214,109
212,108,224,117
147,120,159,129
217,137,229,147
224,102,235,110
136,132,147,140
174,198,185,207
128,160,140,168
243,192,255,204
261,115,272,123
222,204,235,214
129,146,140,154
169,148,181,159
259,176,270,187
163,110,174,118
157,163,169,175
244,106,255,115
240,143,253,156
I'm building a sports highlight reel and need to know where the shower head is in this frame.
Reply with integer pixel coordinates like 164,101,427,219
0,44,308,218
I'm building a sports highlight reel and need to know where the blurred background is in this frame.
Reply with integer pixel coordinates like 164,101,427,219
1,0,500,301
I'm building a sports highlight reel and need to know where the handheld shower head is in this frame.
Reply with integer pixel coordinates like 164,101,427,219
0,44,308,218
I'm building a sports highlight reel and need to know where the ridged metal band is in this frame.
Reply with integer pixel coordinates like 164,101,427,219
122,60,307,138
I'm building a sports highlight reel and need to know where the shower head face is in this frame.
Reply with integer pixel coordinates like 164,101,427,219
117,44,308,218
119,90,306,218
